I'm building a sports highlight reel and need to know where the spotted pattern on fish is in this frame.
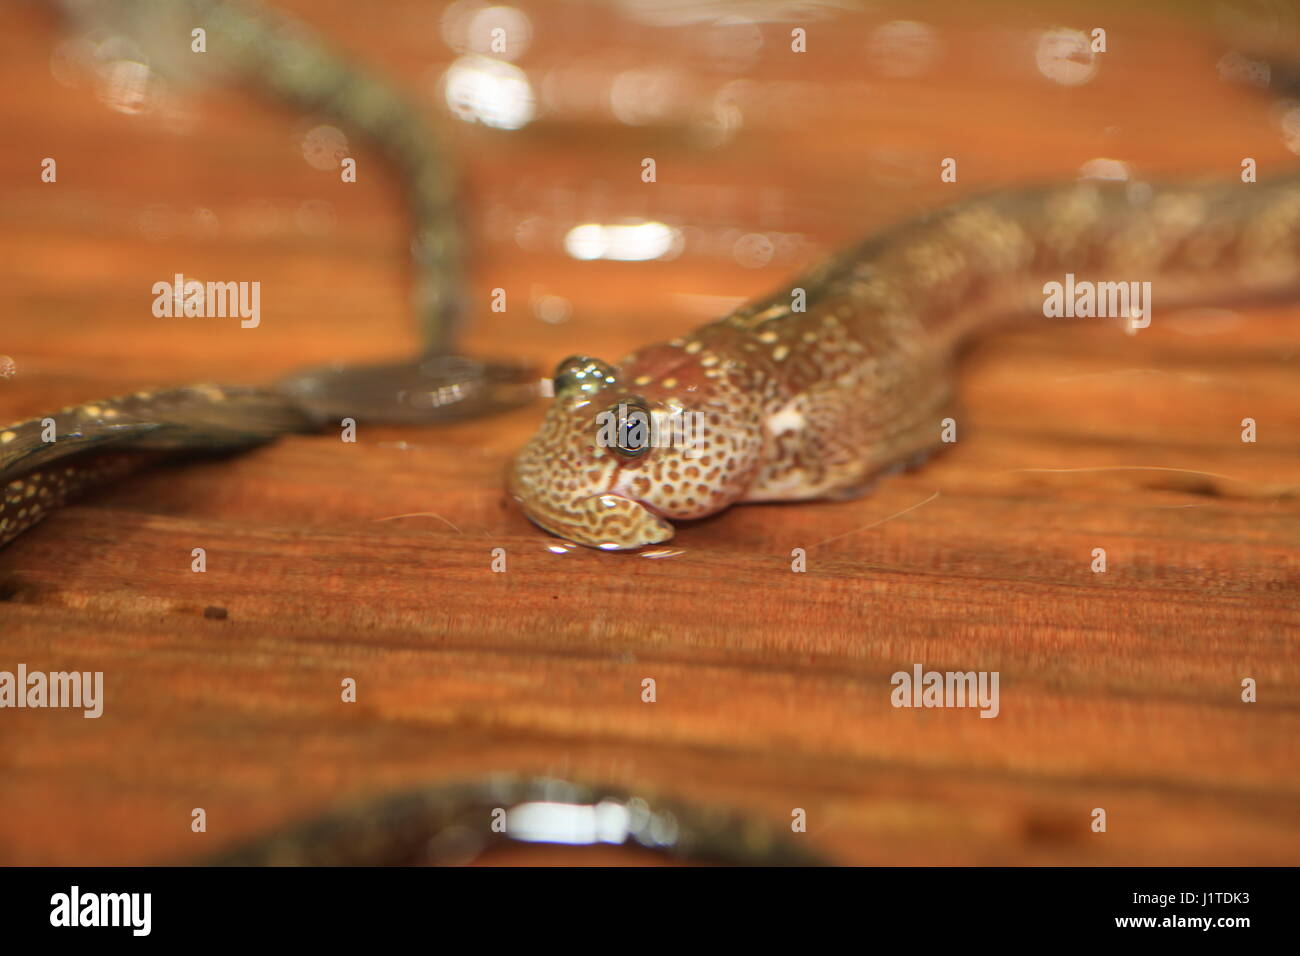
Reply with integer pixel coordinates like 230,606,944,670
510,176,1300,549
0,385,314,548
1,456,145,546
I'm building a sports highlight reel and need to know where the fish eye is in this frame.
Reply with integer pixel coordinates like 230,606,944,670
597,400,653,458
553,355,615,396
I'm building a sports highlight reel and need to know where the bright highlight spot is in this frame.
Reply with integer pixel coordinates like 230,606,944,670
564,221,682,261
1035,28,1097,86
100,59,151,114
506,801,631,845
444,55,535,130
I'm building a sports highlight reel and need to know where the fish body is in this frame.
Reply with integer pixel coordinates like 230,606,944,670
0,385,313,547
17,2,1300,555
204,774,824,866
510,176,1300,549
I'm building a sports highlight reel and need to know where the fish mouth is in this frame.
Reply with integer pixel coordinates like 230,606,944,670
581,493,675,550
510,482,674,551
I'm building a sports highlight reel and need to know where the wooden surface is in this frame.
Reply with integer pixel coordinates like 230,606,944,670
1,0,1297,865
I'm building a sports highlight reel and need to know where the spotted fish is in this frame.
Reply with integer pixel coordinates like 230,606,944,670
510,176,1300,549
0,385,313,546
8,3,1298,557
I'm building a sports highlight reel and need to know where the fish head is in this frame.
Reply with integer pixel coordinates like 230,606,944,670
509,349,761,550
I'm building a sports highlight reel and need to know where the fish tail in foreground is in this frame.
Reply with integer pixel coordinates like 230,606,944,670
0,386,314,548
510,173,1300,550
186,0,531,396
182,0,466,350
49,0,537,421
0,355,542,549
200,775,826,866
0,1,540,549
55,0,465,351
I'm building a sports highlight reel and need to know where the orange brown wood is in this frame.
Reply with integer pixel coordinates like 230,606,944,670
0,0,1296,865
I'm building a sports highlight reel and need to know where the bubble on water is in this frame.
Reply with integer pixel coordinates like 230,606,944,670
0,355,17,379
564,222,682,261
98,59,153,114
532,291,572,324
81,33,158,114
443,55,535,130
1034,28,1097,86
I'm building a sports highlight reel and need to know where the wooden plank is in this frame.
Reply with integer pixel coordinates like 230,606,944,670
0,0,1296,865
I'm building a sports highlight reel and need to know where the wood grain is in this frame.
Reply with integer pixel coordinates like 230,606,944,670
0,0,1296,865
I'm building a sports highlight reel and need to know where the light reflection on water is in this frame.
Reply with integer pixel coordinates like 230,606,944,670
47,1,1297,281
563,221,682,261
505,799,631,845
443,54,536,130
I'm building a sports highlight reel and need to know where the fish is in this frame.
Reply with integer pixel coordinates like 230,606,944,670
0,0,537,549
0,359,538,547
510,176,1300,549
202,774,825,866
10,0,1297,872
0,385,313,547
14,3,1298,555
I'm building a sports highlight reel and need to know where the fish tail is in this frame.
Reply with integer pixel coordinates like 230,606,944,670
0,385,314,547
